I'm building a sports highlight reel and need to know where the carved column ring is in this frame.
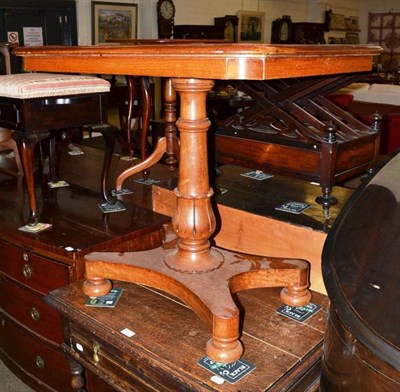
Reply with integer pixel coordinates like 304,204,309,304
176,118,211,133
174,188,214,200
172,78,214,93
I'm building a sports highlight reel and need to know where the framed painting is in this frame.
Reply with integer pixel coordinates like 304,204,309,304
92,2,138,44
237,11,265,43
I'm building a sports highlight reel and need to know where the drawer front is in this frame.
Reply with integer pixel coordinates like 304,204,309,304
70,325,195,392
0,99,21,129
0,312,72,392
0,241,70,294
0,276,63,343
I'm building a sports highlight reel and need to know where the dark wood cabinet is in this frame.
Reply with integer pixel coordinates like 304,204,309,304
291,22,326,44
174,24,225,39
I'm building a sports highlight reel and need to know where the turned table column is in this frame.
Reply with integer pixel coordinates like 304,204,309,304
164,78,223,273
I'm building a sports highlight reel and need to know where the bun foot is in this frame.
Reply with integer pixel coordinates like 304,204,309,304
280,284,312,307
206,337,243,364
83,277,112,298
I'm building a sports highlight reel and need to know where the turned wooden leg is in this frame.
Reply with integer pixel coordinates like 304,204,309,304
206,313,243,364
164,78,179,171
316,187,338,220
317,123,339,219
18,133,49,226
139,77,152,180
48,131,59,184
164,78,224,273
97,124,117,204
67,357,86,392
125,75,136,155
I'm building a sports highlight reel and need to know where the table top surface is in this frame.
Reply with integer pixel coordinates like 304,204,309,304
15,43,382,80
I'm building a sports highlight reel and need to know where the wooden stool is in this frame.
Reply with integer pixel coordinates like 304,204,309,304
0,46,113,231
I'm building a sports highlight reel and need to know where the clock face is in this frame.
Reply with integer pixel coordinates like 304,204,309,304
280,21,289,41
160,1,174,20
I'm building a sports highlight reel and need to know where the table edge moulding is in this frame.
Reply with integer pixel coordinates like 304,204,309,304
15,43,382,363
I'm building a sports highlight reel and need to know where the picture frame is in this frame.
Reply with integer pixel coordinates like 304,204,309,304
92,1,138,45
330,13,346,30
349,16,359,31
237,11,265,43
346,32,359,44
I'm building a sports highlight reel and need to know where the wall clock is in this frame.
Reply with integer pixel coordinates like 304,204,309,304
157,0,176,39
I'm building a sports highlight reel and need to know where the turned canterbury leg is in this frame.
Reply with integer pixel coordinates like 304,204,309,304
316,123,338,219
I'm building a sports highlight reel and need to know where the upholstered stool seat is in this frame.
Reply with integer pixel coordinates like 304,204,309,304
0,55,114,230
0,72,110,99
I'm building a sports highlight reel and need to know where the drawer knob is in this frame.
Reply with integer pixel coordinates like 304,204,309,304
92,341,100,364
23,252,29,262
30,307,41,321
35,356,45,369
22,264,33,279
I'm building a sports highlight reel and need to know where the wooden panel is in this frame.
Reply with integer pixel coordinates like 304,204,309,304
215,134,321,181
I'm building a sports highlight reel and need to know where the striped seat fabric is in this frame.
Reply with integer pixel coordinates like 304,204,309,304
0,73,110,99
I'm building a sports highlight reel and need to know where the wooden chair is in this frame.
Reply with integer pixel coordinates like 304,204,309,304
0,43,113,230
117,76,155,160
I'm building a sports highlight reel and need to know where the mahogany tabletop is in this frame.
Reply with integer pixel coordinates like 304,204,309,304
14,44,382,80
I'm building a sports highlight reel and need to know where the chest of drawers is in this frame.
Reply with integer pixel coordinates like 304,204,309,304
0,166,170,391
0,239,72,391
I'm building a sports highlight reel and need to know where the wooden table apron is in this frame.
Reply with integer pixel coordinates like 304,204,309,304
15,43,382,363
